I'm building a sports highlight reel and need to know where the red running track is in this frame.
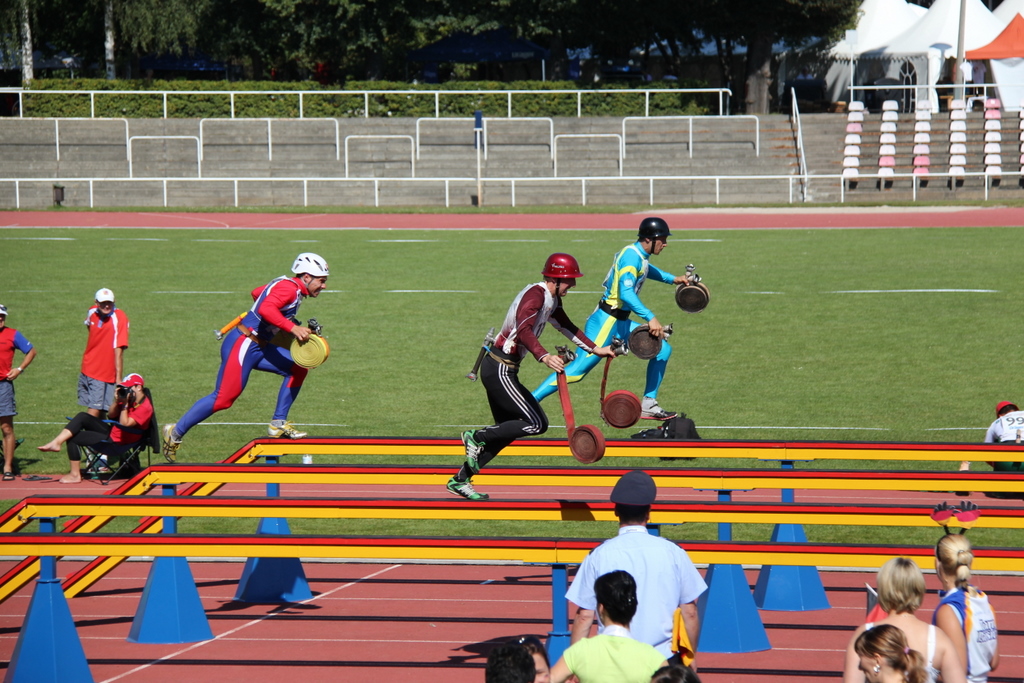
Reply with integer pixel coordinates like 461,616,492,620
3,207,1024,230
0,471,1021,683
0,558,1021,683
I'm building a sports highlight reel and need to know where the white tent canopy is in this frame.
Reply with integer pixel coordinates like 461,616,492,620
993,0,1024,24
871,0,1004,58
830,0,925,57
847,0,1005,109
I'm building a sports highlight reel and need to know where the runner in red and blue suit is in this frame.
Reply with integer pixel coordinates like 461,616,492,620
162,253,329,460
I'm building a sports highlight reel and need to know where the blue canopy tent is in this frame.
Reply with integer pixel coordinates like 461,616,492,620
407,28,550,81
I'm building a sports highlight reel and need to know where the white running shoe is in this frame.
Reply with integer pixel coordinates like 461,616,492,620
268,421,308,439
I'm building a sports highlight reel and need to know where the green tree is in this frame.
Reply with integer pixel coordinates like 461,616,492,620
694,0,858,113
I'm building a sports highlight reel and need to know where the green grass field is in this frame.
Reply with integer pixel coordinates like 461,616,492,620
2,223,1021,544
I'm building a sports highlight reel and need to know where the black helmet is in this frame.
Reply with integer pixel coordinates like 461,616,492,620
638,217,671,239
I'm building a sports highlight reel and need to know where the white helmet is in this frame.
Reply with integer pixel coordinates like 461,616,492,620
292,252,329,277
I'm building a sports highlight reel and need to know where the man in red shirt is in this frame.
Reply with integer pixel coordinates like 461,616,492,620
0,304,37,480
448,253,614,501
79,288,129,418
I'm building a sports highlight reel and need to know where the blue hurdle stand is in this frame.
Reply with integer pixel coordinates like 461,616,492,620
753,460,830,611
235,454,312,603
696,490,771,653
128,484,213,643
6,517,94,683
548,565,571,663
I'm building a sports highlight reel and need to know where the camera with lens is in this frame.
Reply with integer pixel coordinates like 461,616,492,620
116,385,131,402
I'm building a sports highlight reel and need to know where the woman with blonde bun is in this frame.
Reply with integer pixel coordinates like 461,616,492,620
933,534,999,683
843,558,965,683
854,624,927,683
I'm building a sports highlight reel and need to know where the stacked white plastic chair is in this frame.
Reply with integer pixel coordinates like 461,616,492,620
844,102,865,182
948,99,967,182
913,100,932,178
983,98,1002,177
1018,98,1024,177
878,100,899,182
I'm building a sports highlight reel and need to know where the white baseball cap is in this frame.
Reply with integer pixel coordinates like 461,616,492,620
95,288,115,303
0,304,7,317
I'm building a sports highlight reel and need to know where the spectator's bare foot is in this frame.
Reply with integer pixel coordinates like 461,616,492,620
37,443,61,452
58,475,82,484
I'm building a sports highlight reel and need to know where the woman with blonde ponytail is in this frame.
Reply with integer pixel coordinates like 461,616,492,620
855,625,928,683
934,534,999,682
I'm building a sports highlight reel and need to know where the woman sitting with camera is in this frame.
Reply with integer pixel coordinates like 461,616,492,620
38,373,153,483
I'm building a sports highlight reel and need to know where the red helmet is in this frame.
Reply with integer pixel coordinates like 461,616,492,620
542,253,584,279
996,401,1019,417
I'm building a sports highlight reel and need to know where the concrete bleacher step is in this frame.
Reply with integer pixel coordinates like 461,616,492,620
1,113,800,207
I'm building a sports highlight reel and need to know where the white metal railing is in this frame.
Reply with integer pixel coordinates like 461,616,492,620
3,170,1017,210
127,136,201,178
343,135,415,178
0,87,732,119
790,88,808,202
621,115,759,158
553,134,623,177
414,116,554,160
198,117,340,161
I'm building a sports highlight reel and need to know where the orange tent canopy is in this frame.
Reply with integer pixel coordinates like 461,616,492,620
967,13,1024,59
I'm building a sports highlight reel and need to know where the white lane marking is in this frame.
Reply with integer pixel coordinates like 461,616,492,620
387,289,477,293
830,289,998,294
368,239,439,243
98,564,402,683
152,291,235,294
1,236,75,240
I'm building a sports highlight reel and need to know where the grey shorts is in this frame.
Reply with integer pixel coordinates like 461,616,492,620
0,381,15,417
78,373,115,411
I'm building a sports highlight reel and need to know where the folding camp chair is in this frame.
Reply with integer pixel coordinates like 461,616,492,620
82,389,159,484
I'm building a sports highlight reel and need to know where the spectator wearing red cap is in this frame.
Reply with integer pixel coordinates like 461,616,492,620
0,304,36,481
39,373,152,483
79,288,129,418
980,401,1023,475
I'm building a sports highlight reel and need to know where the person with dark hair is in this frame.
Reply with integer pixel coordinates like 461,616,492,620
516,636,551,683
551,570,667,683
450,253,613,501
933,534,999,683
0,303,36,481
650,664,702,683
533,217,697,420
843,558,966,683
566,470,706,662
486,642,536,683
977,401,1024,474
38,373,153,484
854,624,928,683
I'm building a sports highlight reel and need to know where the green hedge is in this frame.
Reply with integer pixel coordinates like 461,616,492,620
22,78,713,118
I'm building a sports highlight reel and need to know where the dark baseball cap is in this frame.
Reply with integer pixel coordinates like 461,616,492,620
610,470,656,505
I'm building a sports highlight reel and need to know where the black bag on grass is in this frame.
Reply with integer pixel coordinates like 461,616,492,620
631,413,701,440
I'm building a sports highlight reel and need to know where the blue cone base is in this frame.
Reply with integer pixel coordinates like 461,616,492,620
128,557,212,644
753,524,831,611
6,579,93,683
235,556,313,603
696,564,771,653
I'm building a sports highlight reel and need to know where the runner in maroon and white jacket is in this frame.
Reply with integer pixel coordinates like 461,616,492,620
447,254,615,501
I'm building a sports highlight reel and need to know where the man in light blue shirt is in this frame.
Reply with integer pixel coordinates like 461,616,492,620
565,470,707,662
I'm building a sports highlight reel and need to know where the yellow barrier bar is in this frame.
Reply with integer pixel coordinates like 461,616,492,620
136,469,1023,494
3,539,1019,572
245,439,1024,462
17,500,1024,529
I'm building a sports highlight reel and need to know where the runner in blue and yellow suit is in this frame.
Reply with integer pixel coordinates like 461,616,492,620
532,217,691,420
